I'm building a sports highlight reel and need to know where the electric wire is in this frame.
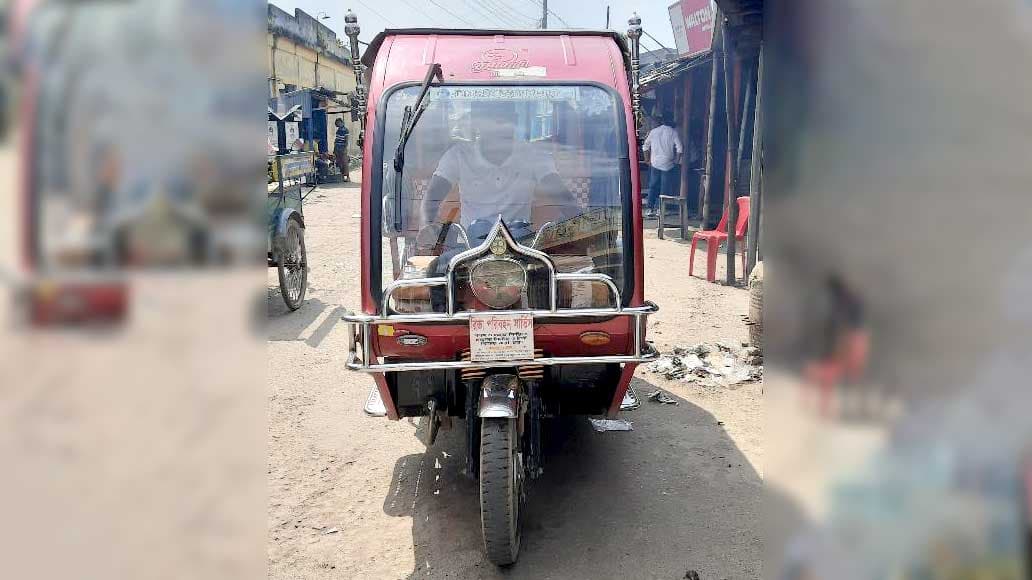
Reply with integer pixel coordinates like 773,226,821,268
399,0,445,27
464,0,509,27
426,0,477,26
482,0,539,24
471,0,532,28
644,30,671,50
523,0,571,28
352,0,397,27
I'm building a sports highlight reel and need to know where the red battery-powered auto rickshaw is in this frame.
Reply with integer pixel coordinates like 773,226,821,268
9,0,129,326
11,1,262,326
342,13,657,564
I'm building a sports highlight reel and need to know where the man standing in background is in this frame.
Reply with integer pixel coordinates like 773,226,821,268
643,114,683,218
334,118,350,183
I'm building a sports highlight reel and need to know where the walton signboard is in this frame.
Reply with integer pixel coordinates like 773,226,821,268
668,0,717,57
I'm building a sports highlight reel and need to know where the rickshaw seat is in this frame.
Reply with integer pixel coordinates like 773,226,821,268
689,196,750,283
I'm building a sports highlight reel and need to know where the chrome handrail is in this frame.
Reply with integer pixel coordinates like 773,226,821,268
346,303,655,325
530,221,555,249
381,277,447,317
554,273,623,312
382,274,624,318
451,223,471,249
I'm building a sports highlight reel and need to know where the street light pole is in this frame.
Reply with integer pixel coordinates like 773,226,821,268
627,13,643,140
344,10,367,148
542,0,548,29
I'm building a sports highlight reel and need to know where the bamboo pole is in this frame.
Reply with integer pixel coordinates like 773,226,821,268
737,66,754,191
733,63,755,275
678,69,693,238
722,20,740,285
699,20,723,234
746,46,764,277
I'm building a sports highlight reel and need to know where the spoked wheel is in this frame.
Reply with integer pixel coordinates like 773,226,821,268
480,417,525,566
277,217,307,311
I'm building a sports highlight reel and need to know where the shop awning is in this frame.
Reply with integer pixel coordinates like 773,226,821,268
639,50,712,93
713,0,763,56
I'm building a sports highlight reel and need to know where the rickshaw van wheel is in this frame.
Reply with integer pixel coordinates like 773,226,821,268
277,216,307,311
480,417,523,566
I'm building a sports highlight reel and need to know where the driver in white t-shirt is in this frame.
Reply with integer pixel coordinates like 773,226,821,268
421,101,579,231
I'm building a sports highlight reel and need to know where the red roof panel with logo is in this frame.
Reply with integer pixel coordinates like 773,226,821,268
364,29,630,93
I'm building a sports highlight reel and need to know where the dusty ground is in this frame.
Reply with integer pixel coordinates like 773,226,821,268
267,175,762,579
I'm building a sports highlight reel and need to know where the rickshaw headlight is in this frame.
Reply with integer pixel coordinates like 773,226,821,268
470,258,527,309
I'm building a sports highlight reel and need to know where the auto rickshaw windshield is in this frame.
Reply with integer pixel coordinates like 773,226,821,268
380,84,629,299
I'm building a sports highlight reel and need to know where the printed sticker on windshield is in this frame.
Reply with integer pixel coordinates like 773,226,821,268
433,86,575,101
494,67,548,78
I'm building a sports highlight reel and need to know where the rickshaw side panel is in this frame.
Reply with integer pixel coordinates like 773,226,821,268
360,33,397,315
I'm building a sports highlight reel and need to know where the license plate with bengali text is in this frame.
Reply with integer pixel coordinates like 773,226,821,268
468,313,534,362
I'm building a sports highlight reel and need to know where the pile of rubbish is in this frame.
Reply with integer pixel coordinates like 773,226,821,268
649,343,763,387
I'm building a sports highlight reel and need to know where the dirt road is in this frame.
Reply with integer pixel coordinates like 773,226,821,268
268,176,762,579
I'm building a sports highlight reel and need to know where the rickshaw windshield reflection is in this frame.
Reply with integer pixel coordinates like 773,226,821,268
381,85,627,293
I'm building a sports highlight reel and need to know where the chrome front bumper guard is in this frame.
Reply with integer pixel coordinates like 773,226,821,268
344,219,658,373
342,301,660,373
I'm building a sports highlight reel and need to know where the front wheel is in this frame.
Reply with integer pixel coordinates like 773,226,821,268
480,417,524,566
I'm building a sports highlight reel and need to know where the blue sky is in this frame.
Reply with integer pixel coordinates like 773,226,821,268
269,0,676,50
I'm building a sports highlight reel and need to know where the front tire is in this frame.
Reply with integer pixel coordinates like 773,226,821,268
480,417,523,566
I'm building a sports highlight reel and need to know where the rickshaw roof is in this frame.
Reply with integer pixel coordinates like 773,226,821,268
362,29,629,67
361,29,631,86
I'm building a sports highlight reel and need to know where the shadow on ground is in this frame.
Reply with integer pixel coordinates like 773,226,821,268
266,295,343,348
313,180,360,192
382,377,762,579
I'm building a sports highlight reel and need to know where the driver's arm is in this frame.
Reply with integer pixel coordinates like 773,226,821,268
420,174,454,226
421,144,462,225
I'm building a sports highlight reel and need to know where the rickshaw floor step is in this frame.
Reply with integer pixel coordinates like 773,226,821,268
363,387,387,417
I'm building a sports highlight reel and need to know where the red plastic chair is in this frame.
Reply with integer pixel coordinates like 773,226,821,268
689,196,750,282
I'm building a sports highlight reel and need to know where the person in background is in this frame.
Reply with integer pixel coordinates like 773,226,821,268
334,118,350,182
643,113,683,218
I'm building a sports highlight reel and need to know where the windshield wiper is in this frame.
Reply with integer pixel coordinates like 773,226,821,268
392,63,443,231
